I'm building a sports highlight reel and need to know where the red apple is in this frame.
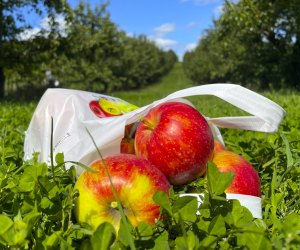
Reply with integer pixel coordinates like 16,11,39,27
120,123,137,154
134,102,214,185
214,139,226,152
211,150,261,197
74,154,170,231
120,137,135,154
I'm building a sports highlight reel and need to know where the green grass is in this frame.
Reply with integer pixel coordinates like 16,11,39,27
0,63,299,249
111,63,194,106
112,63,250,118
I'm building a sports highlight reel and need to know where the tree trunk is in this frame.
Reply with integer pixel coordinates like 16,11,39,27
290,32,300,89
0,67,4,98
0,0,4,98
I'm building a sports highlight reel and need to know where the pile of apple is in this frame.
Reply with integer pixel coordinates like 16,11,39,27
74,101,261,231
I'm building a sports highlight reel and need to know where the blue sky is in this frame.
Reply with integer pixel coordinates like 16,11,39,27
80,0,224,59
22,0,224,59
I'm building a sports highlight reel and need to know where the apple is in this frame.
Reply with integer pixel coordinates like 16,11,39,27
211,150,261,197
74,154,170,232
214,139,226,152
120,137,135,154
134,101,214,185
120,123,138,154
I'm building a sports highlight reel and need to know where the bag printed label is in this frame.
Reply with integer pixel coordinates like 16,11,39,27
89,96,139,118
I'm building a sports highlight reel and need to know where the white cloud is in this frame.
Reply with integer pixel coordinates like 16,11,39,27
186,21,198,29
185,43,197,51
41,15,68,32
154,23,176,37
18,14,68,40
18,27,40,40
150,23,177,49
126,32,134,37
153,38,177,48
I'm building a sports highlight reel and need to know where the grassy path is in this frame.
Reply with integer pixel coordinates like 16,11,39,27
112,63,248,118
111,63,193,107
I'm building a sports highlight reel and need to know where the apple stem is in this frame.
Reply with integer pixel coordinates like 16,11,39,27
140,117,155,130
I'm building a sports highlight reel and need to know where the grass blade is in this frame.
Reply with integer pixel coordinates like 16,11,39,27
85,128,136,250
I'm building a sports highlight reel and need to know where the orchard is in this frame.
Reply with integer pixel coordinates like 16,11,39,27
1,74,299,249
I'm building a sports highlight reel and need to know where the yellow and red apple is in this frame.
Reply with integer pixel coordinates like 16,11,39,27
213,139,226,152
211,150,261,197
134,102,214,185
74,154,170,231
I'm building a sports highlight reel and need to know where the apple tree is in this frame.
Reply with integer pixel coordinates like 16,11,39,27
50,2,125,93
0,0,69,99
183,0,300,90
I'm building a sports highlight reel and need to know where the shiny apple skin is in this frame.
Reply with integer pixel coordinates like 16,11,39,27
212,150,261,197
213,139,226,152
134,102,214,185
74,154,170,231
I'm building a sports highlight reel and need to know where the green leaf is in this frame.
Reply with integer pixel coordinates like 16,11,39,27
55,153,65,164
66,161,97,173
175,231,199,250
0,214,14,239
136,221,153,239
225,200,253,228
153,191,172,216
91,222,116,250
10,220,28,246
118,219,134,248
172,196,198,222
208,215,226,236
280,133,293,168
199,235,218,249
239,224,272,250
282,213,300,235
198,195,211,219
196,217,210,234
153,231,170,250
23,211,41,235
43,232,60,248
207,161,234,196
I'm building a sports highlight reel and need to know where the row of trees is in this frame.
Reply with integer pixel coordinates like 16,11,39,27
1,1,177,99
183,0,300,90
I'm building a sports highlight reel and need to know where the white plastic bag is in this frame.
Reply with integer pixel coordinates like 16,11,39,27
24,83,286,218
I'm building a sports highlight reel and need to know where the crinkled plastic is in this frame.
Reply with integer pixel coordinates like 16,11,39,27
24,83,286,218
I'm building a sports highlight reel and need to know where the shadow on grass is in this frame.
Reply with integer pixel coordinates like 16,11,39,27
5,85,50,102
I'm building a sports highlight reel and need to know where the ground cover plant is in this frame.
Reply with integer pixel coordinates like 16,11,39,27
0,65,299,249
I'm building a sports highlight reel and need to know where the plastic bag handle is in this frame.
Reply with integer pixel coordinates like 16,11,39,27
158,83,285,132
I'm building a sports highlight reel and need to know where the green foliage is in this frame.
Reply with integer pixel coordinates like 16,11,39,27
3,2,177,100
0,0,70,99
183,0,300,90
49,3,177,93
0,66,299,248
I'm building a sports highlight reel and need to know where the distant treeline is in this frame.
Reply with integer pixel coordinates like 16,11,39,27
183,0,300,90
2,2,177,100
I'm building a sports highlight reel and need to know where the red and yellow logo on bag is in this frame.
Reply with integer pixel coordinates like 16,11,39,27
89,98,139,118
